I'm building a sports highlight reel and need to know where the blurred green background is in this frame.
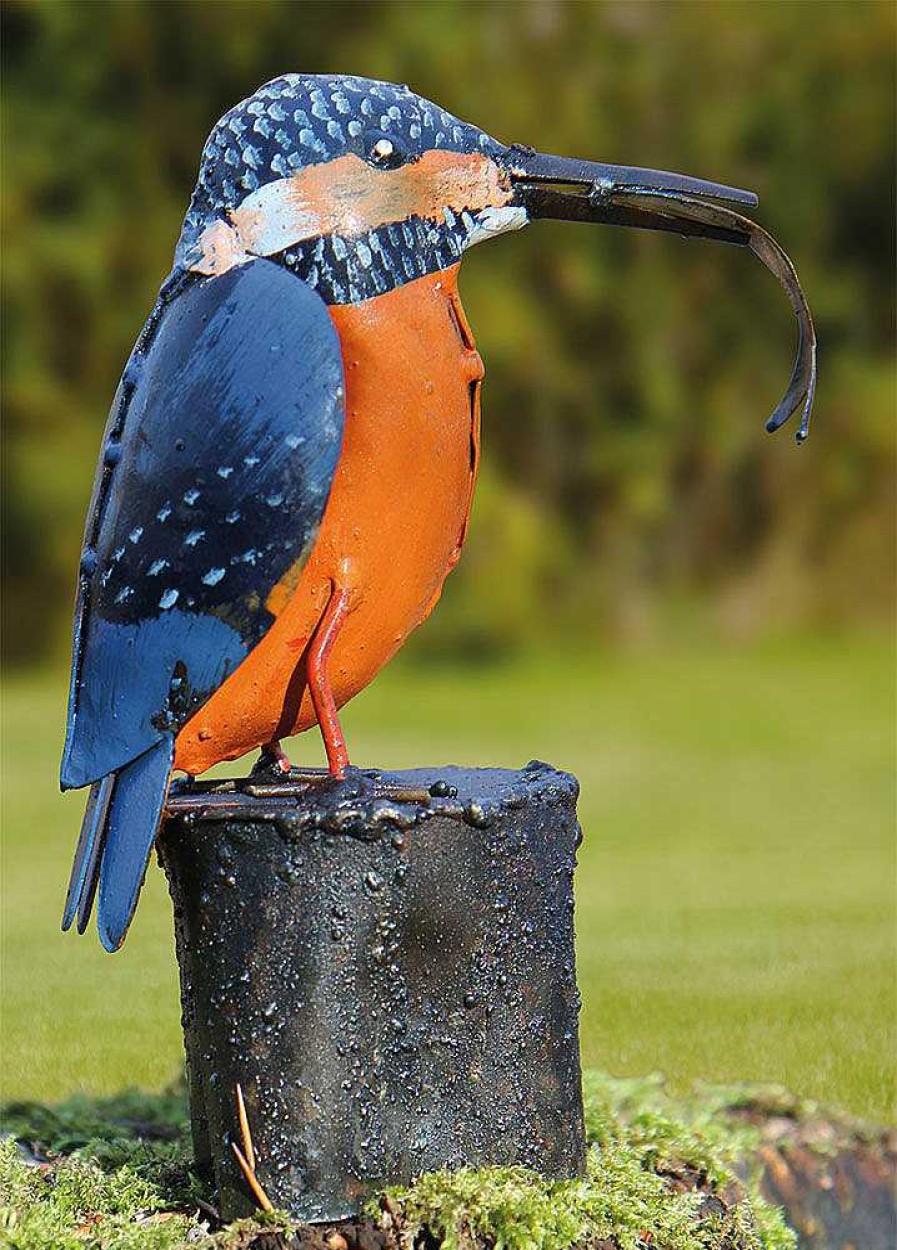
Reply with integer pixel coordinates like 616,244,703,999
1,0,894,1119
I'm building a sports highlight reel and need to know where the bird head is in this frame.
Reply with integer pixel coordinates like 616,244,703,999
176,73,815,440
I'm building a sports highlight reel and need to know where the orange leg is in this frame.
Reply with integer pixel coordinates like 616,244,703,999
307,582,351,778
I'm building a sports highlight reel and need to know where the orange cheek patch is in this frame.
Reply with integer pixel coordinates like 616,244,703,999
231,151,513,254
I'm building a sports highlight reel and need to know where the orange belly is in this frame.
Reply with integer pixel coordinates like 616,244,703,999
174,264,482,774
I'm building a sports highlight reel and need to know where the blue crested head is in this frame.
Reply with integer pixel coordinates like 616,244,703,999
175,73,519,304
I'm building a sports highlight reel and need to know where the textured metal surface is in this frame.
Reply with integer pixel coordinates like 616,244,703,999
159,761,586,1222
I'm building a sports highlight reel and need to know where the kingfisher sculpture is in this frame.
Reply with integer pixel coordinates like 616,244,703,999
60,74,816,952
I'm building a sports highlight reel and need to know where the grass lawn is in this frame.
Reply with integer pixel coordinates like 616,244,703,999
1,633,893,1120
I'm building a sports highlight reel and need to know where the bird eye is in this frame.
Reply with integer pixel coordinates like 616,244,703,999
367,134,406,169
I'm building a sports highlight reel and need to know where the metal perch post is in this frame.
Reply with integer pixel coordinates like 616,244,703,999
159,761,587,1222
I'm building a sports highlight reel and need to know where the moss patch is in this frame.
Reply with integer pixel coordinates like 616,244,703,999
381,1072,793,1250
0,1071,798,1250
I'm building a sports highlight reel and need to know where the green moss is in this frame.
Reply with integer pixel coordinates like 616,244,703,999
0,1136,197,1250
0,1070,801,1250
0,1083,210,1249
0,1136,298,1250
380,1072,794,1250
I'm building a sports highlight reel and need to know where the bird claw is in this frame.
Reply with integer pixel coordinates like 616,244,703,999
255,740,294,776
270,741,294,774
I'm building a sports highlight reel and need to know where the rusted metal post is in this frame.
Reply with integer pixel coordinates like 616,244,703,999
158,762,585,1222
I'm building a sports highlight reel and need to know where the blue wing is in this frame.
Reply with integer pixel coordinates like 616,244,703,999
61,258,345,791
59,259,344,950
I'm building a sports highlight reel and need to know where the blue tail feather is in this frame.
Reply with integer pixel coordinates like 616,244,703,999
62,775,113,932
62,736,174,952
97,736,174,952
76,777,114,935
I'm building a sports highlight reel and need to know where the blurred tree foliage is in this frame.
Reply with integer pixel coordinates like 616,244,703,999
2,0,894,665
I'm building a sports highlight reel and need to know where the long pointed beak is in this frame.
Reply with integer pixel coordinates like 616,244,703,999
503,146,816,442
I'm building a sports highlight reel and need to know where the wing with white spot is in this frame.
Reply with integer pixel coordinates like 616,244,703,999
61,259,345,790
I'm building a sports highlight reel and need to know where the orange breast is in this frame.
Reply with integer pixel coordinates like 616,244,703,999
174,264,482,775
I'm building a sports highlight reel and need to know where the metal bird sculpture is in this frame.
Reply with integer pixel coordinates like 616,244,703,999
61,74,816,951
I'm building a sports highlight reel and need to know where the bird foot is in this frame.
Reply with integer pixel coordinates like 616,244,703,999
267,740,293,773
255,740,294,776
